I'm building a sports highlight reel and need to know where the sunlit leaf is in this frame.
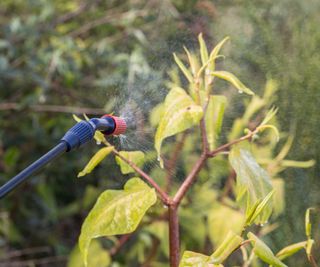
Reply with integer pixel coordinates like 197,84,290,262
208,37,230,72
211,71,254,95
155,87,203,167
259,107,278,126
229,147,273,224
281,159,315,168
245,190,274,226
210,231,243,264
115,151,145,174
205,95,227,150
208,204,245,246
78,147,114,177
68,240,110,267
173,53,193,83
198,33,209,65
257,124,280,142
248,232,287,267
184,46,199,76
79,178,157,266
305,208,314,238
150,103,165,127
179,251,223,267
276,241,307,260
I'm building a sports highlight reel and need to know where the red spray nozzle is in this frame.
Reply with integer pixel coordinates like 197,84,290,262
101,115,127,136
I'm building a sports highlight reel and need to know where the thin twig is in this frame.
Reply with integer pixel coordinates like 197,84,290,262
0,103,106,115
208,132,254,157
110,234,132,256
102,141,169,204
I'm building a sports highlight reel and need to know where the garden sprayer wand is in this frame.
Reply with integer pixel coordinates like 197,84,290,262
0,115,127,199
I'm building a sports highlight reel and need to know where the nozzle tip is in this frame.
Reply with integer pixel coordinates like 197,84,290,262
112,116,127,135
102,115,127,135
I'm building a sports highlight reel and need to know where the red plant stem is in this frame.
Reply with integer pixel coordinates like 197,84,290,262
168,203,180,267
208,132,253,157
111,149,169,204
173,152,208,206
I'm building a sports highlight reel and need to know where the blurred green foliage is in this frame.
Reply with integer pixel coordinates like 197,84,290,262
0,0,319,266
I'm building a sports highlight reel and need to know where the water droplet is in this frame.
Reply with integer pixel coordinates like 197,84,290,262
96,140,101,145
238,90,243,94
163,205,168,209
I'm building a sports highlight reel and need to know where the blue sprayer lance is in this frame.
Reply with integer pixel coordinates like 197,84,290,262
0,115,127,198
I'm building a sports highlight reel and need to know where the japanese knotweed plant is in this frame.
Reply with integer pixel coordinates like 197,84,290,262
67,35,317,267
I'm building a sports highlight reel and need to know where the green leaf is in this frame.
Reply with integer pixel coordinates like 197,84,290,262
198,33,209,65
179,251,223,267
245,190,274,226
173,53,193,83
150,103,165,127
78,147,114,177
259,107,278,126
68,240,110,267
305,208,314,238
211,71,254,95
155,87,203,167
184,46,199,76
276,241,307,260
205,95,227,150
229,147,273,224
208,204,245,246
248,232,287,267
210,231,243,264
79,178,157,266
208,37,229,72
115,151,145,174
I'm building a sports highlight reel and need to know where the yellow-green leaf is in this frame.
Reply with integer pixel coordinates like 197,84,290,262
184,46,199,76
276,241,307,260
229,147,273,224
179,251,223,267
208,204,245,246
305,208,314,238
205,95,227,150
245,190,274,226
155,87,203,167
173,53,193,83
210,231,243,264
150,103,165,127
208,37,230,72
68,240,110,267
79,178,157,266
248,232,287,267
78,147,114,177
198,33,209,65
115,151,145,174
211,71,254,95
